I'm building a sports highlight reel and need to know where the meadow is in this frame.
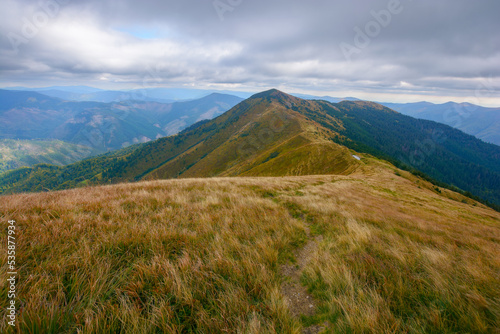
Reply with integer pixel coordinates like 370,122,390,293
1,157,499,333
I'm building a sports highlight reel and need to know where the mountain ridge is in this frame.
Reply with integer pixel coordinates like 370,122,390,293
1,89,499,208
381,101,500,145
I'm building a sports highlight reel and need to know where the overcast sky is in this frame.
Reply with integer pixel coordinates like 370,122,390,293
1,0,499,105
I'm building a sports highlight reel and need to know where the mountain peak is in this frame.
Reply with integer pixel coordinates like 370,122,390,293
250,89,299,102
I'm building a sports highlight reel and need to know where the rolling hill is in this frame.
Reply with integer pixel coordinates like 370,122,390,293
1,89,499,207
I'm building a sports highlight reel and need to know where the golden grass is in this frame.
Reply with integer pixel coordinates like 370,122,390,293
0,156,499,333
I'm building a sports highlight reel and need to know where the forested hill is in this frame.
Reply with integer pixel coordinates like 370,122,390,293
301,99,500,205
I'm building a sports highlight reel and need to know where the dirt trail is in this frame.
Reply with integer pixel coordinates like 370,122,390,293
280,226,328,333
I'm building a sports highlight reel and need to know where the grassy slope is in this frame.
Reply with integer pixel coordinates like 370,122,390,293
1,156,499,333
0,139,94,173
147,97,356,180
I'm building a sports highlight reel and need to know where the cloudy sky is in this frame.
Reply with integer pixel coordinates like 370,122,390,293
1,0,499,105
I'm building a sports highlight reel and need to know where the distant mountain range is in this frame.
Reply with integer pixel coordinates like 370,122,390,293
0,89,243,149
0,89,243,172
5,85,104,94
2,89,499,207
4,86,252,103
381,101,500,146
294,94,361,103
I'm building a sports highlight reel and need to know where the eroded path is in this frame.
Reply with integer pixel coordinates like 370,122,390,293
280,226,328,334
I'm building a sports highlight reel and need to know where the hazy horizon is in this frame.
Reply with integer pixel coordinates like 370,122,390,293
2,84,499,108
1,0,499,107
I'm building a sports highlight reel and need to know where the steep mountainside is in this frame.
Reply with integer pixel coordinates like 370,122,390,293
1,89,499,206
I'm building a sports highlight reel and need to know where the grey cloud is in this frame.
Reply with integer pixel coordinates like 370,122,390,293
0,0,499,104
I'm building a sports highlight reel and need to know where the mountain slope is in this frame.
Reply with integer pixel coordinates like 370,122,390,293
0,139,94,173
0,90,359,194
1,89,499,207
382,101,500,146
144,90,356,181
304,99,500,205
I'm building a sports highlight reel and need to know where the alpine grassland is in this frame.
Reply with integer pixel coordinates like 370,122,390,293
1,155,499,333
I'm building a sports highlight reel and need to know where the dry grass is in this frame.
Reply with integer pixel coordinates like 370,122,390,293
1,156,499,333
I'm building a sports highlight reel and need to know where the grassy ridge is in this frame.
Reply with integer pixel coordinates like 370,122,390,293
1,157,499,333
2,90,500,209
